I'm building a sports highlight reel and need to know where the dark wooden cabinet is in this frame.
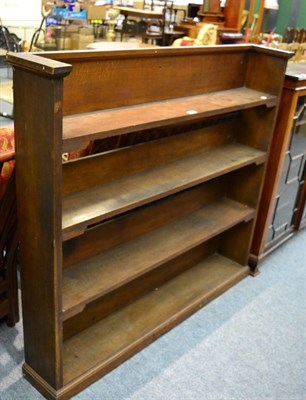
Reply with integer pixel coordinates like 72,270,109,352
8,45,289,400
250,63,306,268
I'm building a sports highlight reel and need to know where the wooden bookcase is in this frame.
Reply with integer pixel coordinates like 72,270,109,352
8,45,289,400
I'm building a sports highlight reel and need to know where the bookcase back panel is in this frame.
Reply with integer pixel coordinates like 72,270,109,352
219,220,255,266
237,106,277,151
83,113,239,153
62,238,250,385
63,178,227,269
62,120,237,195
48,50,248,115
63,239,219,340
61,176,255,324
226,164,266,209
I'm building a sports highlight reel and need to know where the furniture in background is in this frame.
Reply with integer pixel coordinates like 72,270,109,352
250,63,306,268
115,2,184,45
8,45,289,399
270,42,306,63
283,27,306,44
0,24,21,119
0,127,19,327
240,0,265,36
197,0,224,22
0,24,22,53
177,0,264,42
115,6,163,42
172,23,218,46
273,28,306,62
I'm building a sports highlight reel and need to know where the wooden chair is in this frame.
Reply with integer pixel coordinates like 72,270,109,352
283,27,306,44
0,127,19,326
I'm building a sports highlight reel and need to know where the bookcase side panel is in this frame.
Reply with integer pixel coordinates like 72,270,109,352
245,50,288,97
13,68,64,389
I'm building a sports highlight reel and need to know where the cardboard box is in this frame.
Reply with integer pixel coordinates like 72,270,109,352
79,26,94,36
65,24,80,34
70,33,94,49
56,37,72,50
133,0,143,10
86,5,107,20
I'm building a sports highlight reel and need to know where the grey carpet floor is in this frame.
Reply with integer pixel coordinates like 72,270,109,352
1,229,305,400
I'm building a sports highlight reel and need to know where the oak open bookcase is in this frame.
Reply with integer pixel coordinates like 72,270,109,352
8,45,289,399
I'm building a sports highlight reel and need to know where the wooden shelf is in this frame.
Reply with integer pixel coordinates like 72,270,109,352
63,253,249,384
62,87,277,152
62,198,255,320
62,143,265,240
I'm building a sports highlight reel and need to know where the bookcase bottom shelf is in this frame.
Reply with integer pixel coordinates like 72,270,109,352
62,254,250,389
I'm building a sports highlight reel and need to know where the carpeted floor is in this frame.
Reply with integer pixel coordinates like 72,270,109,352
0,229,305,400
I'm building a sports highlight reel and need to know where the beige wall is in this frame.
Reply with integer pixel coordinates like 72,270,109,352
0,0,42,41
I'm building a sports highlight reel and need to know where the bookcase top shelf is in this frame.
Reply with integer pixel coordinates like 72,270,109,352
62,87,277,152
